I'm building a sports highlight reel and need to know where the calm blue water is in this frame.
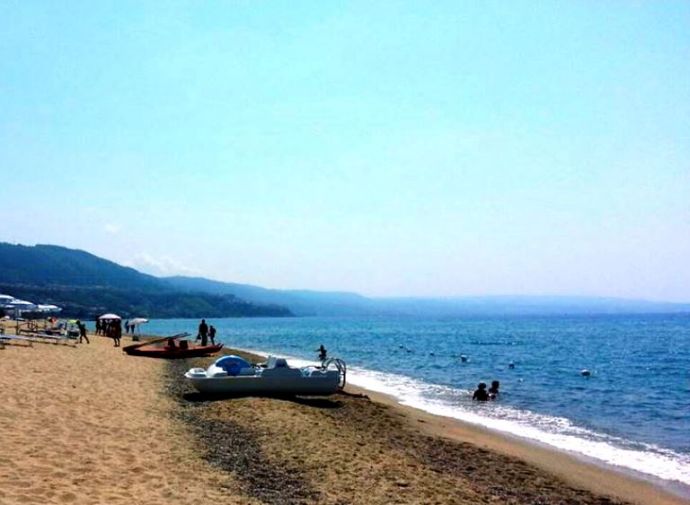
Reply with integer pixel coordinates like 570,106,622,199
144,314,690,488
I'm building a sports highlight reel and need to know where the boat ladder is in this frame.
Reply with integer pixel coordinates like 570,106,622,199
323,358,347,390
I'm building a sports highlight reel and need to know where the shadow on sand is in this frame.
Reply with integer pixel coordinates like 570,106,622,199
182,391,343,409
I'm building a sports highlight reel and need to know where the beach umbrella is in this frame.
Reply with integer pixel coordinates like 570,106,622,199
37,304,62,313
6,299,37,315
1,298,36,322
8,299,37,309
128,317,148,341
98,313,121,320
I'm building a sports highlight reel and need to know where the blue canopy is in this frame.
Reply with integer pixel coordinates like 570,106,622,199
214,355,251,376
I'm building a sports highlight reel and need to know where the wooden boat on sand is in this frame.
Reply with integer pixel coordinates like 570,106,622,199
123,333,222,359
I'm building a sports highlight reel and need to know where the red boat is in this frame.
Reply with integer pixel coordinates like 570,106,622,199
123,334,223,359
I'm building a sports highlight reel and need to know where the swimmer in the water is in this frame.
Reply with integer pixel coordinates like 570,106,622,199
488,380,500,399
472,382,489,401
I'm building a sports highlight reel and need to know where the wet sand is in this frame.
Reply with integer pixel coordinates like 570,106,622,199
1,331,686,504
168,349,688,505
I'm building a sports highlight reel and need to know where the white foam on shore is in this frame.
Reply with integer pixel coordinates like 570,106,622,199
235,347,690,488
346,365,690,487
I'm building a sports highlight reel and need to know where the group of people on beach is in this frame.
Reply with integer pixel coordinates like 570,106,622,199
123,320,138,335
95,319,122,347
196,319,217,346
473,380,500,401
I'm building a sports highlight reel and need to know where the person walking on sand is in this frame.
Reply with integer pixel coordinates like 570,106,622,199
209,325,216,345
316,344,327,362
113,320,122,347
197,319,209,346
77,320,89,344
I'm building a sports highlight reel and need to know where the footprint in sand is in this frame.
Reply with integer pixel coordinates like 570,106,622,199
15,494,38,503
59,491,77,502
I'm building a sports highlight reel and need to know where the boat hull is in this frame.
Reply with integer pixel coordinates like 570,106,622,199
184,372,341,395
124,344,223,359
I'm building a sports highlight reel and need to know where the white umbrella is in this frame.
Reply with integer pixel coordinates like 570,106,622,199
2,299,36,322
98,313,121,320
37,304,62,313
0,294,14,303
9,299,36,308
6,300,37,315
128,317,148,341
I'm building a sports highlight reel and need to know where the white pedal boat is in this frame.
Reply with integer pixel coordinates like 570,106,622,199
184,355,346,396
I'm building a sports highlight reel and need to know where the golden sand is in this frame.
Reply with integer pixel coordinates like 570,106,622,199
0,334,249,505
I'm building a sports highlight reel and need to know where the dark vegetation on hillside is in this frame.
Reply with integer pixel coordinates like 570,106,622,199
0,243,162,289
0,243,292,319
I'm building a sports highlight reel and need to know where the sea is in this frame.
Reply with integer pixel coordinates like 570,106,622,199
144,314,690,494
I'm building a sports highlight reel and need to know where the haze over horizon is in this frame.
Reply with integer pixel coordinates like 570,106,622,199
2,2,689,302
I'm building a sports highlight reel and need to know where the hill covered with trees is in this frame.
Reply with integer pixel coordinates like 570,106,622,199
0,243,292,319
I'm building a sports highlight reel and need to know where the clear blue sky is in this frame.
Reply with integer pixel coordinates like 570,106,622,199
1,1,689,301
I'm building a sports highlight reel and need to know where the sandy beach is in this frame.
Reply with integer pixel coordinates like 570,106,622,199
0,331,248,505
1,330,687,505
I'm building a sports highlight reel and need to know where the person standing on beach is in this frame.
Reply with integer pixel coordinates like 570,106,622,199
209,325,216,345
197,319,208,346
316,344,327,361
77,321,89,344
112,320,122,347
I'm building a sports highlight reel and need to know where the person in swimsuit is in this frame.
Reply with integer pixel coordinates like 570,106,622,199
472,382,489,401
488,380,500,399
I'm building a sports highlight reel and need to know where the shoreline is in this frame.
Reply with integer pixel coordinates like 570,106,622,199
346,384,689,505
166,349,628,504
229,345,689,505
231,347,690,505
2,328,687,504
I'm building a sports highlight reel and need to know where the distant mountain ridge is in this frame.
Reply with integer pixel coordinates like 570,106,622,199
164,276,377,316
164,277,690,316
0,243,291,318
371,294,690,316
1,242,688,318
